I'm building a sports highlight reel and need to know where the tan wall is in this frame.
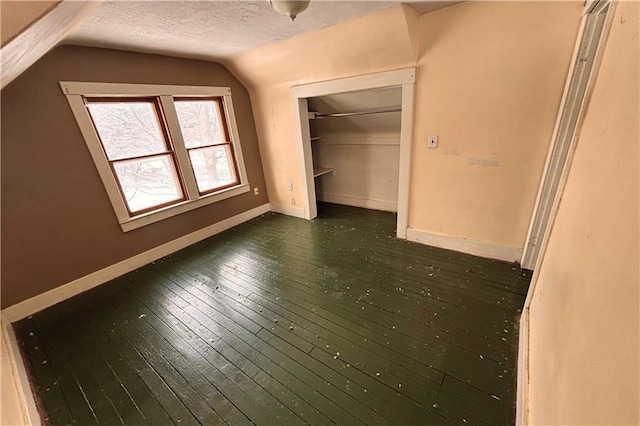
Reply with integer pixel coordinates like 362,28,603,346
1,327,29,425
528,2,640,424
228,1,582,249
226,5,417,211
1,45,268,308
0,0,61,46
411,1,581,247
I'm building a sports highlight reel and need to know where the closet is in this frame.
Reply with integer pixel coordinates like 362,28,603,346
307,86,402,214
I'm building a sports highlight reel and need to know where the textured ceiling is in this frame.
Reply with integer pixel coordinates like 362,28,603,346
65,1,457,61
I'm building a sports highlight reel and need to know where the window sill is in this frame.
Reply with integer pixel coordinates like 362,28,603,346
120,184,250,232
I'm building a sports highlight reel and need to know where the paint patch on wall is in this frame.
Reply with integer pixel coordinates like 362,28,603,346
467,157,500,167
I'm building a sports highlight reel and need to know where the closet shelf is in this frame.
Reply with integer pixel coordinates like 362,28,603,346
310,136,322,141
313,167,334,178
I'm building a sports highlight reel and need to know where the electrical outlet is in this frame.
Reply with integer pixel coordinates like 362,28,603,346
287,182,293,191
253,187,259,195
428,135,438,148
290,197,296,205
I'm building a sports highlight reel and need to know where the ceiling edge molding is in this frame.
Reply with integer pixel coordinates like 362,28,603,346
1,0,102,89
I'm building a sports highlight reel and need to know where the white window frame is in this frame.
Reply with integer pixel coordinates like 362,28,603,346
61,82,250,232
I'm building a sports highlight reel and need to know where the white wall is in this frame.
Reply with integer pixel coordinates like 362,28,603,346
526,2,639,424
314,135,400,212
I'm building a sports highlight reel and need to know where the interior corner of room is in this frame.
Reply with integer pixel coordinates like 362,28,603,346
1,0,638,425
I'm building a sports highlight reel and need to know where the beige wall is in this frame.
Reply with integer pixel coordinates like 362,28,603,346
1,45,268,308
527,2,640,424
0,0,60,46
228,1,582,249
227,5,417,211
411,1,580,248
1,332,25,425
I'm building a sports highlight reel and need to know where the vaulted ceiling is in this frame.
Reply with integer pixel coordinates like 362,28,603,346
67,1,454,61
0,0,458,88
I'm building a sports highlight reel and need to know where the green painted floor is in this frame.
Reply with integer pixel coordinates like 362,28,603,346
16,203,531,425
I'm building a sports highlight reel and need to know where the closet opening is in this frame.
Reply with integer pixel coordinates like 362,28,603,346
308,87,402,215
291,68,416,238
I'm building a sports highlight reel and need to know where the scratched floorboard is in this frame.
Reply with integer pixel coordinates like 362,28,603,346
15,203,531,425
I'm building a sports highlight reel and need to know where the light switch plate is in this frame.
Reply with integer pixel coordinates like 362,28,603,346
428,135,438,148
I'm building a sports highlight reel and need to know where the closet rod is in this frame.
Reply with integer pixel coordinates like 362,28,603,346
315,107,401,118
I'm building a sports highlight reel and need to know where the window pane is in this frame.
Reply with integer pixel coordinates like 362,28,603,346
112,155,183,213
174,99,226,148
87,101,167,160
188,145,237,193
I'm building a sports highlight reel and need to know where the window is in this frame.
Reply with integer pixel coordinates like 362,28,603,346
62,82,249,232
173,98,239,194
86,98,186,215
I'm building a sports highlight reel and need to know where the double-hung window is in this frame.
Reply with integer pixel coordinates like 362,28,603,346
62,82,249,231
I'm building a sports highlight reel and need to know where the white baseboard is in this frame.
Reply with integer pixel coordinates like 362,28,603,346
269,203,306,218
405,228,523,262
1,314,41,425
2,203,270,323
516,304,530,425
317,192,397,213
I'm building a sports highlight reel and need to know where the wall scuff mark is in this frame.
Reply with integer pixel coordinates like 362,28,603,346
467,157,500,167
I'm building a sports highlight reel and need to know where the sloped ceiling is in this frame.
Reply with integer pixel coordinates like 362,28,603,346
0,1,61,46
0,1,100,88
1,0,458,88
65,1,457,61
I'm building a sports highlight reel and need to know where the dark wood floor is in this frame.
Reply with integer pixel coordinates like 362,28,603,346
16,203,531,425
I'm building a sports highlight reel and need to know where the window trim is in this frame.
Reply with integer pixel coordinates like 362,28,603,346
85,96,188,215
173,96,242,196
61,82,250,232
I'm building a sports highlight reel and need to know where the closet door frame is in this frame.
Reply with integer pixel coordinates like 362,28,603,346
520,0,614,270
291,68,416,239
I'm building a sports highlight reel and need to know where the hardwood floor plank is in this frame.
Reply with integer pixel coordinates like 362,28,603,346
116,278,305,426
15,203,529,425
189,254,514,399
85,304,203,425
129,271,334,426
14,320,77,426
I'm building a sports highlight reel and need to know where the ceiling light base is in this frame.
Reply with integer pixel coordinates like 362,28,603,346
269,0,311,21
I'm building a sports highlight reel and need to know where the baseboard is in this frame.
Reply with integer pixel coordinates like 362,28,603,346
1,313,41,425
516,304,530,425
2,203,270,323
405,228,523,262
269,203,306,218
317,192,397,213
